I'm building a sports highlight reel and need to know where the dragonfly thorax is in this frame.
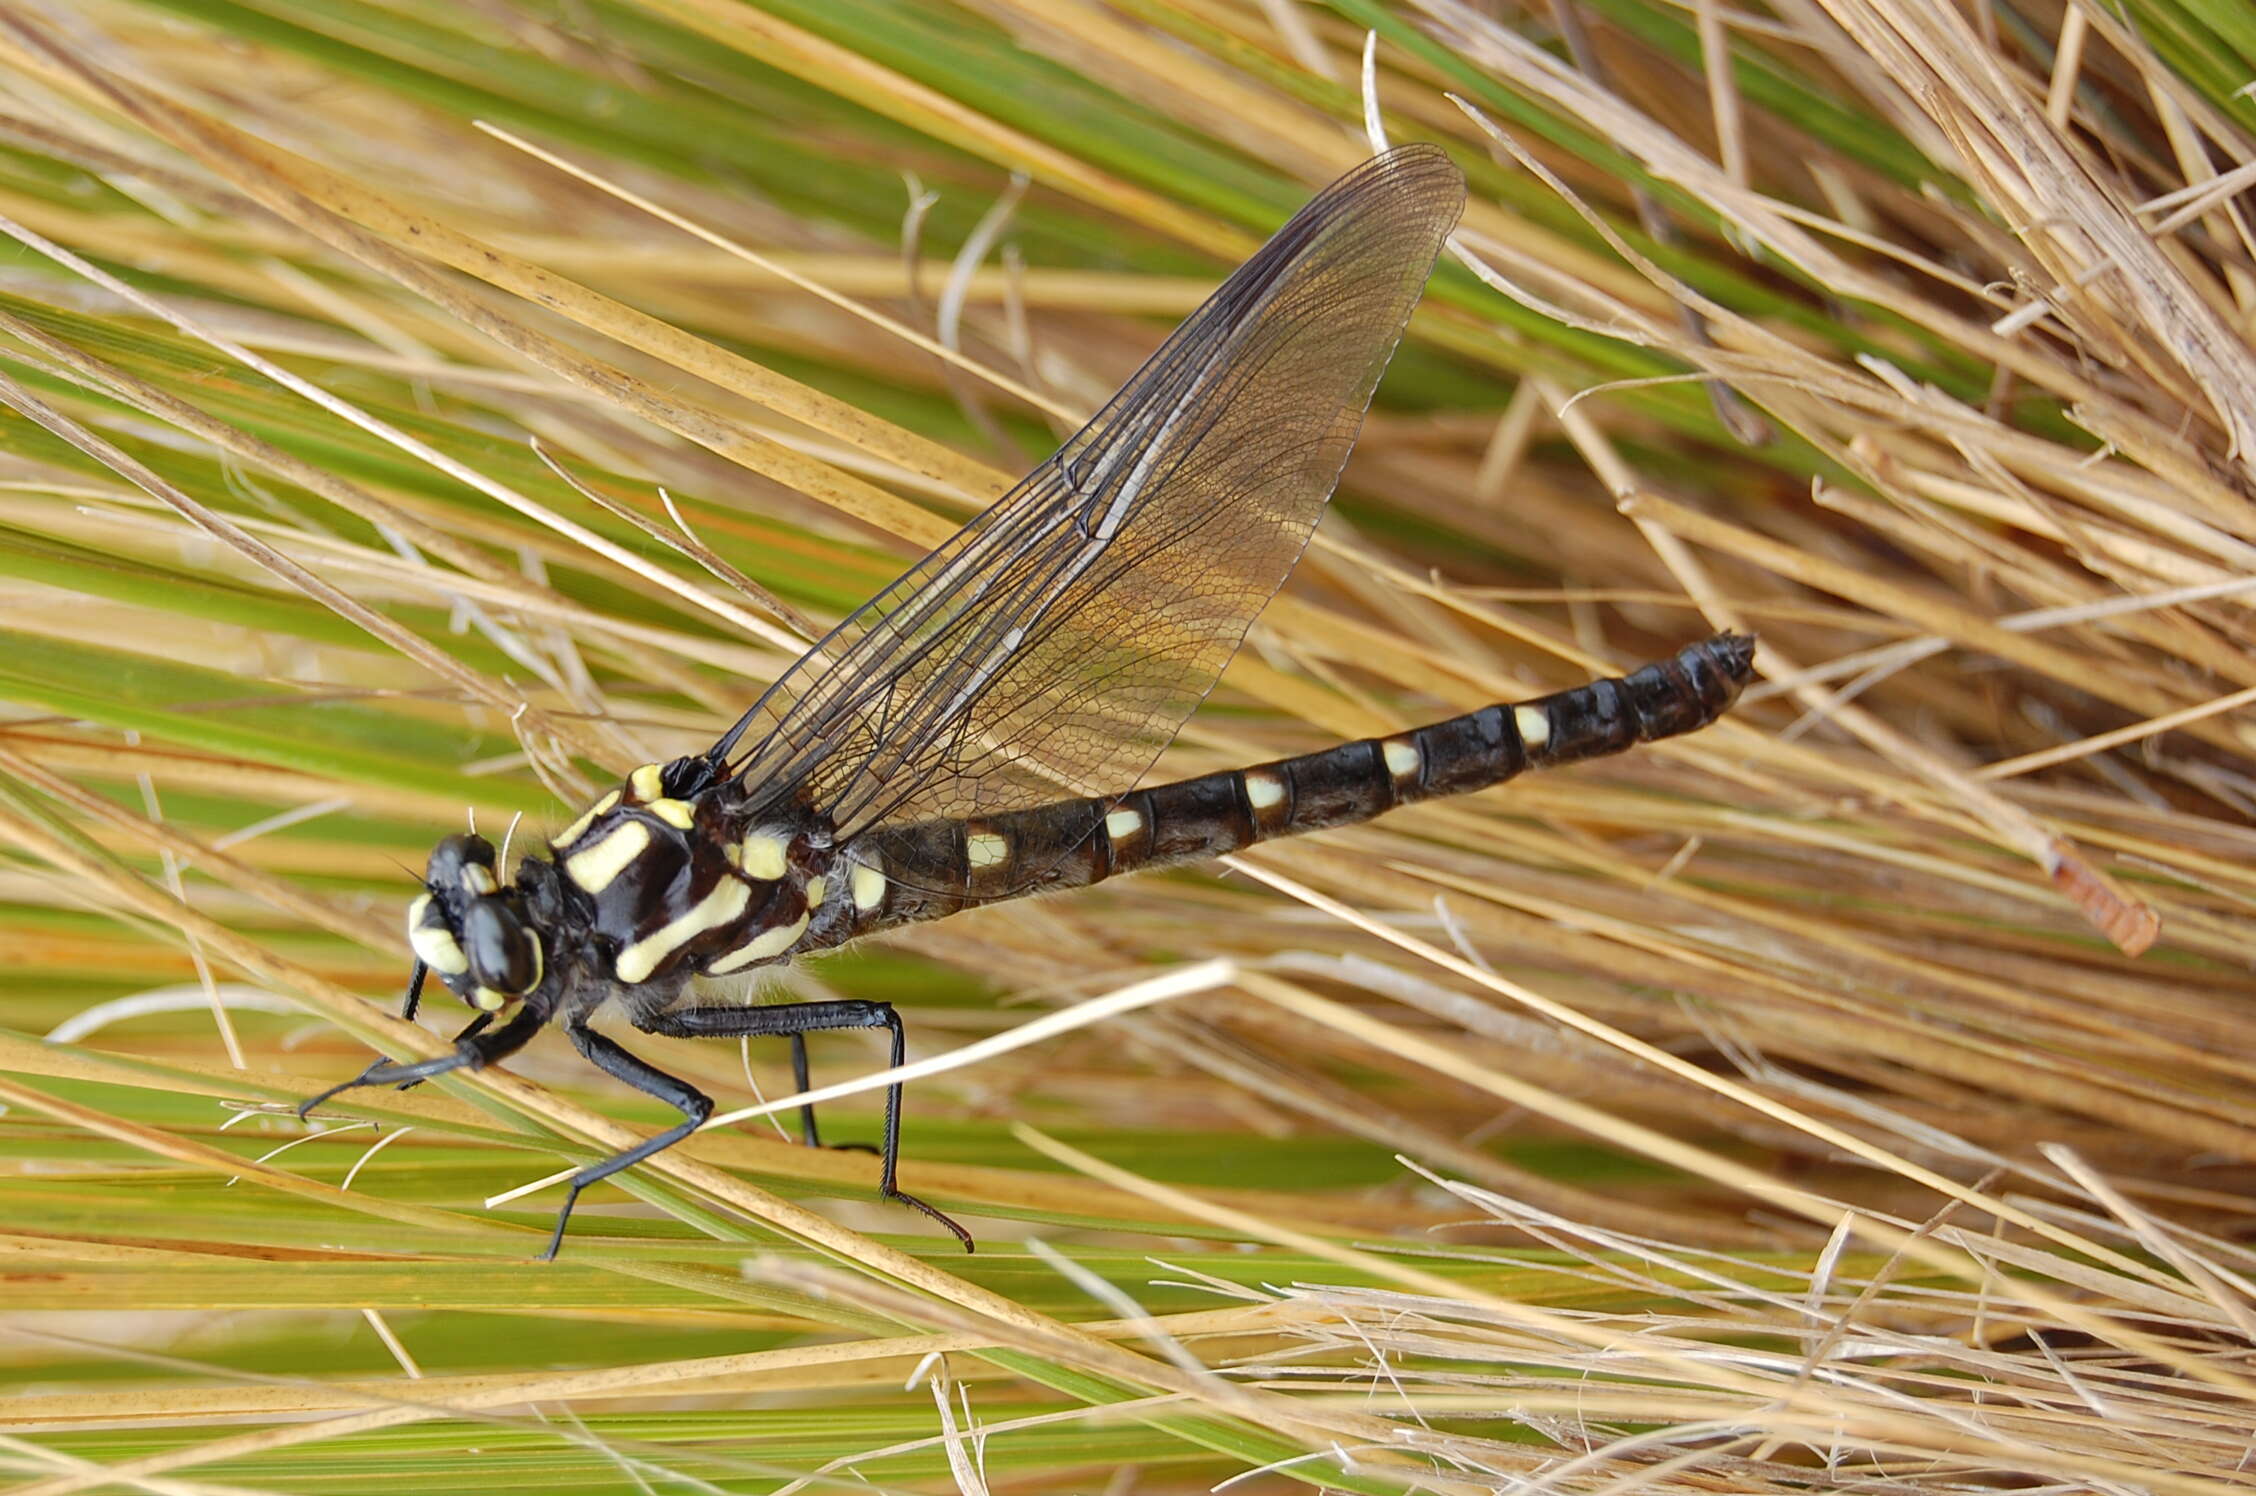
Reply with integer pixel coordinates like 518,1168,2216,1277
543,758,840,991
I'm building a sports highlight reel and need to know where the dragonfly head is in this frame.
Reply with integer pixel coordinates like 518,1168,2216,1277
408,833,545,1012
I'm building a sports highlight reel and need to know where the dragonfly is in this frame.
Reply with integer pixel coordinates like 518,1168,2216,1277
300,145,1755,1259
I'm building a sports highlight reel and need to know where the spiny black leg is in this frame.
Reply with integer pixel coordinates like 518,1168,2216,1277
787,1034,877,1156
397,961,430,1024
789,1034,821,1149
342,961,456,1091
866,1003,971,1249
318,963,484,1095
392,1012,494,1091
544,1023,714,1261
637,1000,973,1251
298,1004,544,1119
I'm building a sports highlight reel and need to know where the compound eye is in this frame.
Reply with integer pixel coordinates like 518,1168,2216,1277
427,832,499,894
461,899,541,996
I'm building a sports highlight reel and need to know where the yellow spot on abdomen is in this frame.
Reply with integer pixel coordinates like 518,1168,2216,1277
1382,738,1421,779
966,831,1009,869
1241,774,1284,811
850,863,886,911
1104,807,1145,839
564,820,651,895
1514,705,1551,749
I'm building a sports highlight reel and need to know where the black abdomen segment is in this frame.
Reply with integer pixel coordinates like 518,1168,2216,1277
834,633,1754,938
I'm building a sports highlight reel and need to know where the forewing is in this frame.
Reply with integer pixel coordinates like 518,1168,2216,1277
721,145,1466,849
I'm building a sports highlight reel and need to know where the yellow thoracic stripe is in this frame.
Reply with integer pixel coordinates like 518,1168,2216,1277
553,790,619,850
615,877,752,983
708,909,809,973
564,820,651,894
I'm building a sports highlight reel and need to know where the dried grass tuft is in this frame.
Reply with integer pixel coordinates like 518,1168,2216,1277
0,0,2251,1491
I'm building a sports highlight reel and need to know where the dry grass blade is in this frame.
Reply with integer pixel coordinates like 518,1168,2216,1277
0,0,2252,1493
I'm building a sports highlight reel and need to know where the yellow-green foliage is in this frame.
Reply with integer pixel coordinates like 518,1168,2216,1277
1,2,2253,1492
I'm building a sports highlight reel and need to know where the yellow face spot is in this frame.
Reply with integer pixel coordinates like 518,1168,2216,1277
647,797,696,830
629,763,664,802
966,831,1009,869
614,877,752,984
552,790,618,850
1514,704,1551,749
564,821,651,895
1382,738,1421,779
805,876,826,908
740,832,788,881
409,922,469,977
1104,807,1144,840
1241,774,1285,811
461,863,498,897
850,863,886,912
706,910,810,973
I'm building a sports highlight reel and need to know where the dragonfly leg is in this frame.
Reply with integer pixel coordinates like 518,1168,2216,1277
314,962,488,1093
298,1004,541,1118
390,1012,493,1092
640,1000,973,1251
396,960,429,1023
543,1023,714,1261
784,1033,880,1156
788,1034,820,1148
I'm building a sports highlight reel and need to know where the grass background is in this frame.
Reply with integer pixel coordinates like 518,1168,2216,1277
3,0,2256,1491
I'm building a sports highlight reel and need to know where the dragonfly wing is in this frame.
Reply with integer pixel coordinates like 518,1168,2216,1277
719,145,1466,854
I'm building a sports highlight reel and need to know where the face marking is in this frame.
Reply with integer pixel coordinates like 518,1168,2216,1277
629,763,664,802
706,910,810,974
614,876,752,984
564,820,651,895
966,831,1009,869
1241,774,1285,811
805,876,827,908
409,923,469,976
553,790,618,850
1382,738,1421,779
472,987,510,1012
741,831,788,881
1514,704,1551,749
850,863,886,911
461,863,498,897
647,797,696,831
1104,807,1144,840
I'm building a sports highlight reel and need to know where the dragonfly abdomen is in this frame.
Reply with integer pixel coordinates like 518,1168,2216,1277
836,633,1753,938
